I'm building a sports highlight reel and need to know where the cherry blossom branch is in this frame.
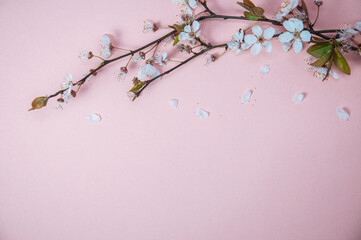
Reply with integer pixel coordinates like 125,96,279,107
136,43,227,97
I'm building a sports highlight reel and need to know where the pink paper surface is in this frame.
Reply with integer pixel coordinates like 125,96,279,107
1,0,361,239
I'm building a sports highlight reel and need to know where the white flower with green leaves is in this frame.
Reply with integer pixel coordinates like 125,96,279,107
244,26,275,55
279,18,311,54
179,20,201,45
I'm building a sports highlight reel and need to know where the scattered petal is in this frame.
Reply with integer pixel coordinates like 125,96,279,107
260,65,270,75
86,113,102,123
337,108,350,120
242,91,252,103
293,93,304,103
196,108,209,119
169,99,178,108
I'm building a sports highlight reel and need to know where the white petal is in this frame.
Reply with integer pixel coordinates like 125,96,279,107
241,91,252,103
337,108,349,120
101,35,111,47
293,38,303,54
188,0,197,9
179,32,189,41
235,29,244,42
86,113,102,123
293,93,304,103
227,41,240,51
290,0,299,9
196,108,209,119
169,99,178,108
101,47,111,59
300,30,311,42
260,65,270,75
192,21,200,32
263,41,272,52
183,24,191,33
65,73,73,82
290,18,304,32
244,34,258,45
329,70,339,79
252,26,263,37
196,30,201,37
355,22,361,32
251,42,262,55
279,32,294,43
241,43,251,50
282,42,292,52
283,19,296,32
263,27,275,40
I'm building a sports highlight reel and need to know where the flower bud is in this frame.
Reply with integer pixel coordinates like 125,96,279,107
71,90,77,98
29,96,48,111
120,67,128,74
314,0,323,6
139,52,146,60
90,69,98,76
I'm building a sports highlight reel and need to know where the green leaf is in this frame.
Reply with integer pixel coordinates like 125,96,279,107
333,48,351,75
244,11,259,20
130,81,145,93
323,51,334,81
307,43,332,57
310,51,332,67
237,2,252,10
250,7,264,17
173,34,180,46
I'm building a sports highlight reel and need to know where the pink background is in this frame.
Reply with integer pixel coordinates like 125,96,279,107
1,0,361,239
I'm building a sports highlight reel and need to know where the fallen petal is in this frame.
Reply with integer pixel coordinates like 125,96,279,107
169,99,178,108
293,93,304,103
337,108,349,120
86,113,102,123
242,91,252,103
196,108,209,119
260,65,270,75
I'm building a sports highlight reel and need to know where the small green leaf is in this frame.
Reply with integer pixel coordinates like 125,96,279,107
173,34,180,46
333,48,351,75
244,11,259,20
250,7,264,17
310,51,332,67
307,43,332,57
237,2,252,10
130,81,145,93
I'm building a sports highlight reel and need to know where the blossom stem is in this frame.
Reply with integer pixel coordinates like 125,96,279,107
93,55,105,61
311,6,320,27
168,59,183,63
112,46,132,52
125,56,132,68
145,43,159,54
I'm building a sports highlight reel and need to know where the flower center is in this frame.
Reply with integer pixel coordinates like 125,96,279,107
259,36,264,43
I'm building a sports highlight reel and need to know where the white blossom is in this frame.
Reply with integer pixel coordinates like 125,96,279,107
117,67,128,81
309,67,339,80
60,74,73,102
179,20,201,45
205,54,216,65
154,52,169,66
143,20,158,33
227,29,245,54
275,0,299,21
137,64,161,81
279,18,311,54
336,25,358,43
244,26,275,55
79,50,92,59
